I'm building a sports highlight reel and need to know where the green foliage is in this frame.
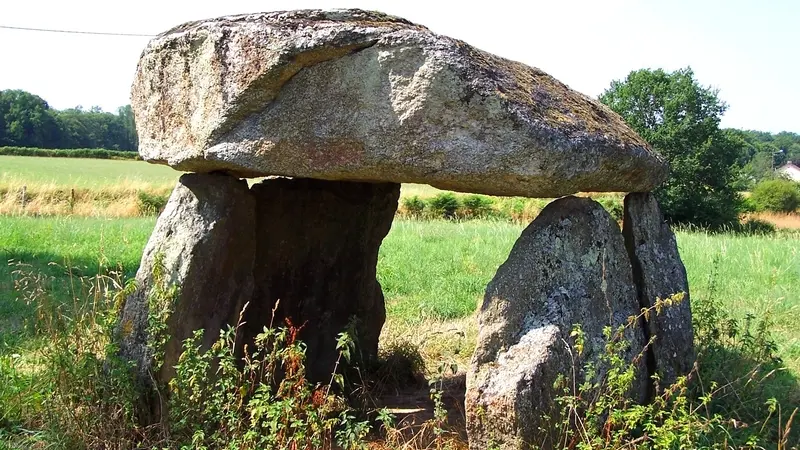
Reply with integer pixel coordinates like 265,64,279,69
136,191,168,216
428,192,460,219
751,178,800,213
145,253,179,371
1,264,144,448
600,68,742,229
0,146,139,159
168,322,371,449
544,294,797,449
691,257,798,445
733,218,777,235
597,197,624,222
0,89,138,151
401,195,426,217
462,194,494,218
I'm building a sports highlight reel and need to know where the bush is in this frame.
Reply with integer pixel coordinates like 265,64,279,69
0,146,139,160
428,193,460,219
751,178,800,213
461,194,494,218
136,191,167,215
401,195,425,217
733,218,777,235
597,197,623,222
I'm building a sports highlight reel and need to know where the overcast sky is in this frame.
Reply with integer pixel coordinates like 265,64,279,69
1,0,797,133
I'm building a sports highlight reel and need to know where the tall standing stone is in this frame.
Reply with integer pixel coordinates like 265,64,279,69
242,178,400,380
118,173,256,389
623,193,694,387
466,196,647,450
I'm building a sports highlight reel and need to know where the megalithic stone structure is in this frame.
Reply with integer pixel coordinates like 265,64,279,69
120,8,692,441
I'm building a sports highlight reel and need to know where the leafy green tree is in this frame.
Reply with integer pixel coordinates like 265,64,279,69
0,89,139,151
600,68,742,228
0,90,60,147
117,105,138,150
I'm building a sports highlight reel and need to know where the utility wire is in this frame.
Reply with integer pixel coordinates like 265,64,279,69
0,24,155,37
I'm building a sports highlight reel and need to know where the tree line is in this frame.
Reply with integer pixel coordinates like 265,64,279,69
0,89,137,151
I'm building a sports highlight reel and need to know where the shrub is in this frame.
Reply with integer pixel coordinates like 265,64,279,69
428,193,460,219
136,191,167,215
734,218,777,235
751,178,800,213
0,146,139,159
168,323,371,449
461,194,494,218
401,195,426,217
597,197,624,222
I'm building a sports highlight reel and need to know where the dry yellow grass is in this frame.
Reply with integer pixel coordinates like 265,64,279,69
0,180,172,217
748,212,800,230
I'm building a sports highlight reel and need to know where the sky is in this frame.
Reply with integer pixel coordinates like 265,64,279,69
0,0,797,133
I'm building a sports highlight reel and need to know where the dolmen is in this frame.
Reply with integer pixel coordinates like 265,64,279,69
118,9,695,448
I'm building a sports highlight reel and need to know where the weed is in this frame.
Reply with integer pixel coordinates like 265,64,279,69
461,195,494,219
136,191,168,216
428,193,460,219
402,195,426,217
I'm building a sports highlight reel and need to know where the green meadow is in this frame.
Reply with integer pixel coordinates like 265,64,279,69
1,215,798,378
0,155,179,188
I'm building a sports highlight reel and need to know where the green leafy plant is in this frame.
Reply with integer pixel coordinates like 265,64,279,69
136,191,167,216
168,309,372,449
428,193,460,219
751,178,800,213
462,194,494,219
402,195,426,217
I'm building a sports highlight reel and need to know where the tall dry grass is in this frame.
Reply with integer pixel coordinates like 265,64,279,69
748,211,800,230
0,180,172,217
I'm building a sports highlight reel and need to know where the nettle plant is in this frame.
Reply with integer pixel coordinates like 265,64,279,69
548,293,797,450
165,304,372,450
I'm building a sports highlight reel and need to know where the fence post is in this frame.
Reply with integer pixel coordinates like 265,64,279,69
21,185,27,211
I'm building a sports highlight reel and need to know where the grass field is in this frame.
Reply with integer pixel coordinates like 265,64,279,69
1,216,798,375
1,215,799,447
0,155,179,188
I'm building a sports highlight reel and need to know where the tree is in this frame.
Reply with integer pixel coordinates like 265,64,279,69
600,68,742,228
0,90,60,147
0,89,139,151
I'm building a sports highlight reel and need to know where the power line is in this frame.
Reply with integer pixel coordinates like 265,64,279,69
0,24,155,37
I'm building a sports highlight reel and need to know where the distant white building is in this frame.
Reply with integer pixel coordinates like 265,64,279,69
777,162,800,182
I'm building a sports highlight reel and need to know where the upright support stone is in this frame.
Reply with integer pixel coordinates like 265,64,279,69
466,196,647,450
243,178,400,381
623,193,695,387
118,173,256,390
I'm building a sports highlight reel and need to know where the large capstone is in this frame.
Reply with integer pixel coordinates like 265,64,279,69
466,196,647,450
242,178,399,379
119,173,256,387
132,9,667,197
623,192,695,387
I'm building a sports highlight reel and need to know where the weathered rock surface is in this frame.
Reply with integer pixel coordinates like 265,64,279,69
242,178,400,380
118,173,256,387
119,173,399,406
466,196,647,450
132,9,667,197
623,193,694,387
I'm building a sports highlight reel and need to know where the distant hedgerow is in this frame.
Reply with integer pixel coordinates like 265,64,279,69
0,146,140,160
